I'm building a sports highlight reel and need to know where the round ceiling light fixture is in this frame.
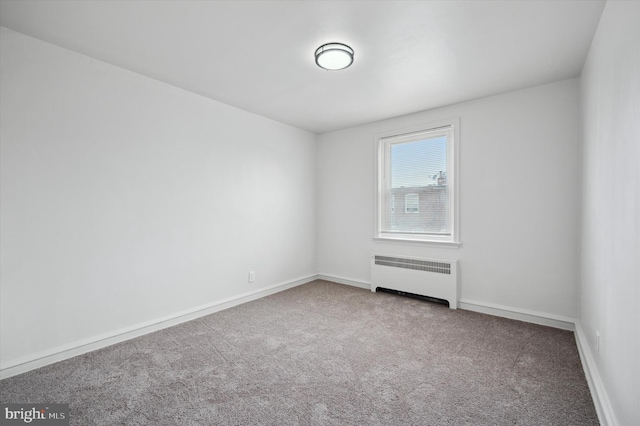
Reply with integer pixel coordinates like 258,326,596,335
315,43,354,71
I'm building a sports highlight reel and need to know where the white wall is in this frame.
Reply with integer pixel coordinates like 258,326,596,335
318,79,581,320
579,1,640,424
0,27,317,369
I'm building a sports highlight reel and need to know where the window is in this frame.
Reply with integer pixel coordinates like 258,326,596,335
404,193,419,213
375,118,459,244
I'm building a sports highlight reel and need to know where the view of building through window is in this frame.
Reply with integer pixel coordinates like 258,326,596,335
387,135,450,235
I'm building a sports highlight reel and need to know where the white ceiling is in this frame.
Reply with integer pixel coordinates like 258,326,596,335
0,0,605,134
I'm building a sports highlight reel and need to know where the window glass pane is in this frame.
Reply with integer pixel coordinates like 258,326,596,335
385,135,450,235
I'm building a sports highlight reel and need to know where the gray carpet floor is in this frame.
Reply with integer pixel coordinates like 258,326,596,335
1,280,598,425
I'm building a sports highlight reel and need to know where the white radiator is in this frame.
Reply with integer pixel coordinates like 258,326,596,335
371,254,458,309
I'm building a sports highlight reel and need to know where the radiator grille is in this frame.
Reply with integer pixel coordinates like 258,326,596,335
374,255,451,275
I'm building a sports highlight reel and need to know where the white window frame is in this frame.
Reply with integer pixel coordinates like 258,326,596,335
374,117,460,246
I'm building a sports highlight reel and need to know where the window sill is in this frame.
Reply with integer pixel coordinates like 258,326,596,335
373,236,461,248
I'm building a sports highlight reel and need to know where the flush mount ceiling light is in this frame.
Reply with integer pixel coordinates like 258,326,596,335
315,43,354,71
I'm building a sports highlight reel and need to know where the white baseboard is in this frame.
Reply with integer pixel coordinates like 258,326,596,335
317,273,371,290
574,321,618,426
0,274,317,380
458,299,576,331
318,277,575,330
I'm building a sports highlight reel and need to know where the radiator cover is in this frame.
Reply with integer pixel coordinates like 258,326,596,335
371,254,458,309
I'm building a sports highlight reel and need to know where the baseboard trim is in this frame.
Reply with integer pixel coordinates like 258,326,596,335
317,274,371,290
574,321,618,426
458,299,576,331
0,274,317,380
317,278,575,330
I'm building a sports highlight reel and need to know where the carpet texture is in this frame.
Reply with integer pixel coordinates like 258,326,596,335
1,280,598,425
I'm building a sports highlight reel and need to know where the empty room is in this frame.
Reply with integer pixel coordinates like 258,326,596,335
0,1,638,425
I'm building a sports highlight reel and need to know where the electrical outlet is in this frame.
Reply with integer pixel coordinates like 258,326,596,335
248,271,255,283
595,331,600,355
